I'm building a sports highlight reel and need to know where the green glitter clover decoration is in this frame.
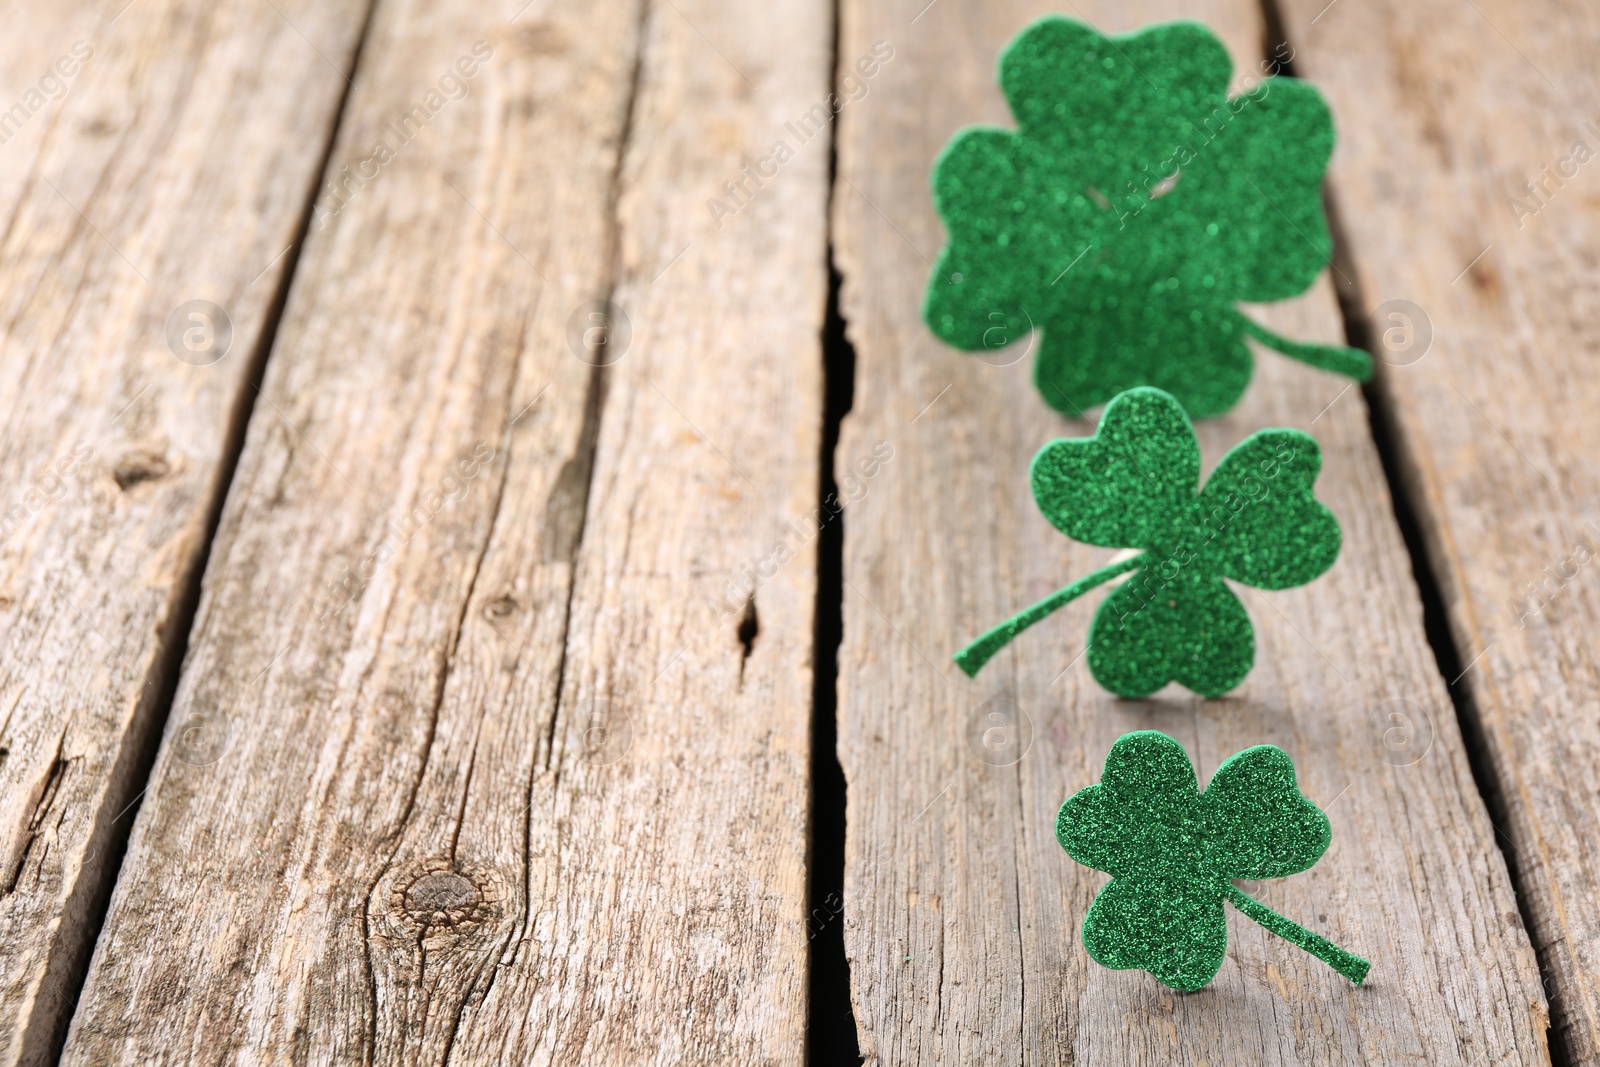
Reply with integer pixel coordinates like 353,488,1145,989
954,387,1339,697
924,17,1371,418
1058,730,1369,990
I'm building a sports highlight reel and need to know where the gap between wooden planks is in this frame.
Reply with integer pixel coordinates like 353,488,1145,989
0,2,372,1063
832,0,1548,1062
1278,0,1600,1060
62,0,834,1061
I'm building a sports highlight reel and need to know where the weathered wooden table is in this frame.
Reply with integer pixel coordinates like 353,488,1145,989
0,0,1591,1062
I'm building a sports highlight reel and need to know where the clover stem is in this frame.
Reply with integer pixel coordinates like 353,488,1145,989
954,553,1145,677
1234,312,1373,382
1224,884,1370,985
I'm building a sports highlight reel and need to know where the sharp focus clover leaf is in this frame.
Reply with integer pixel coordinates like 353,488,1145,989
1057,730,1369,990
924,16,1371,418
953,387,1339,697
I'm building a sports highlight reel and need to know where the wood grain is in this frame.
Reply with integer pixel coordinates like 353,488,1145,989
1277,1,1600,1059
439,0,833,1056
0,2,370,1063
832,0,1548,1062
63,0,832,1060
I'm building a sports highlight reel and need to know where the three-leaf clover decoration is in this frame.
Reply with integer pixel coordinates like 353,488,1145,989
953,387,1339,697
1057,730,1369,990
923,17,1371,418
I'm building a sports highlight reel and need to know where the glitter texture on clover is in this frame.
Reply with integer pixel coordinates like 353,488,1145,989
924,17,1371,418
1058,730,1369,991
954,387,1340,697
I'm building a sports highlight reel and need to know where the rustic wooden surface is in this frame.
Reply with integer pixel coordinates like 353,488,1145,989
1278,2,1600,1060
0,0,1586,1061
0,1,370,1063
61,0,832,1061
833,0,1549,1062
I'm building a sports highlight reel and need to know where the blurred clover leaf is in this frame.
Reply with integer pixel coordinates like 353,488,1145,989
924,16,1370,418
1057,729,1369,990
953,387,1339,697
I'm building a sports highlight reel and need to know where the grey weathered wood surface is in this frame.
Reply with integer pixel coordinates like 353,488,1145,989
0,1,370,1063
62,0,831,1062
1278,0,1600,1059
833,0,1549,1062
0,0,1583,1060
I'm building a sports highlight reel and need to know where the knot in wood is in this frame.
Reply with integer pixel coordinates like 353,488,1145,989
391,861,506,933
113,449,171,490
405,872,479,925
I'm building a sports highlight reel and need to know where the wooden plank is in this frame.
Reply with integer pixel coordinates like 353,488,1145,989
438,0,831,1055
0,2,370,1063
1276,1,1600,1059
58,0,639,1058
64,0,832,1060
833,1,1548,1062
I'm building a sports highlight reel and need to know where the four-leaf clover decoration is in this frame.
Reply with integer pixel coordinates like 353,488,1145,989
1057,730,1369,990
953,387,1340,696
924,17,1371,418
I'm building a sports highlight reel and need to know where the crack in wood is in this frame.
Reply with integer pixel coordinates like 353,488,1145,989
737,593,759,688
3,730,70,896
